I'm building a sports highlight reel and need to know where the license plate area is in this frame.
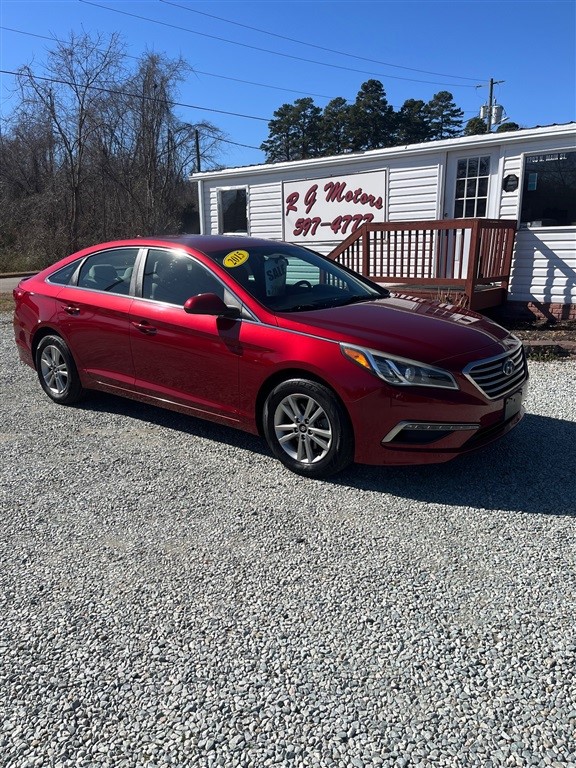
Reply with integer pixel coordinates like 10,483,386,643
504,391,523,421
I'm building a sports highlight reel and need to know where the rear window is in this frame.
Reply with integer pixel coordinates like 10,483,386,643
46,261,79,286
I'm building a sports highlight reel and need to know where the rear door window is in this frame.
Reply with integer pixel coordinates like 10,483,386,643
77,248,139,295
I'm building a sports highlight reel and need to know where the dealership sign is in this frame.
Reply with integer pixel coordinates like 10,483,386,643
282,171,386,243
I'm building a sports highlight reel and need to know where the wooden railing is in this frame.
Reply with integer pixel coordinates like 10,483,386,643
328,218,518,311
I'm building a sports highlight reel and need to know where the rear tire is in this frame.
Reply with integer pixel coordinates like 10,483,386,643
35,335,85,405
263,379,354,478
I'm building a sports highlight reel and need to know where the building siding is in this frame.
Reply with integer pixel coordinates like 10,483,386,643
509,228,576,303
388,163,440,221
248,183,283,239
195,124,576,306
498,155,522,221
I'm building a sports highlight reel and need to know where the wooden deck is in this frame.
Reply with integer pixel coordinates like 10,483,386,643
328,218,517,312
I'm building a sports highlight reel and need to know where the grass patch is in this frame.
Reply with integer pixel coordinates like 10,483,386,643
524,344,572,361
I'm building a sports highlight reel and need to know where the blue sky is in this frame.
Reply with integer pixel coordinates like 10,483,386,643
1,0,575,168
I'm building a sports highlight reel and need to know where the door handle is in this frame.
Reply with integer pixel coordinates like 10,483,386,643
131,320,157,335
63,305,80,315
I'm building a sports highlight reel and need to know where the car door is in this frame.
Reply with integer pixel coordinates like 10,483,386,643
55,247,139,387
128,248,242,425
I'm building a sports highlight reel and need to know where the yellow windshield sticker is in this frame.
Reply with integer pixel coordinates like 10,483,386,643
223,250,249,268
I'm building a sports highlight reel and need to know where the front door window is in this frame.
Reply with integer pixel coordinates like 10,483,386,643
454,156,490,218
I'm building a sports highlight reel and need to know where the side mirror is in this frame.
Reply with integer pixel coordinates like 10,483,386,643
184,293,241,319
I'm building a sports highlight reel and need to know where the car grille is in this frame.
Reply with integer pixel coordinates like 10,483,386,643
464,344,527,400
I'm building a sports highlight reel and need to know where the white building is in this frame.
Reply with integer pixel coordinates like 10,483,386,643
192,123,576,318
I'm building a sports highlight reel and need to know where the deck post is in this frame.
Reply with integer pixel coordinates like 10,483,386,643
361,227,369,277
466,219,481,310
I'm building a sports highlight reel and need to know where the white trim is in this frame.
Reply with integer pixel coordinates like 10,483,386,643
191,124,576,182
197,179,205,235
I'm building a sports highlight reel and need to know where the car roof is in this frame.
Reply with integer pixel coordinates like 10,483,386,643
146,234,289,256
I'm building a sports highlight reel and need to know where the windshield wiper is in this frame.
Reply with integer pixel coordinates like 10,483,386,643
281,296,371,312
334,294,375,306
281,303,326,312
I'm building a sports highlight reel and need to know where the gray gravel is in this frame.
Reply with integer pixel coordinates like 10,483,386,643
1,312,575,768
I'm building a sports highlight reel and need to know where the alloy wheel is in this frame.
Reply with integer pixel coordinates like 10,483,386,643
273,392,333,464
40,344,69,396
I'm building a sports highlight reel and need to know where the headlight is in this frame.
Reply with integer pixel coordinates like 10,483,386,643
340,344,458,390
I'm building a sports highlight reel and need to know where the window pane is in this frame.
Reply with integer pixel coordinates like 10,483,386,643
478,178,489,197
476,199,487,217
203,242,381,311
453,155,491,218
47,261,80,285
454,200,464,218
466,179,478,197
520,151,576,226
77,248,138,294
143,249,224,305
479,156,491,176
219,188,248,233
457,160,467,179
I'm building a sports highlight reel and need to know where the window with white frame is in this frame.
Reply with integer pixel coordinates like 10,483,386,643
454,156,490,218
218,187,248,234
520,151,576,227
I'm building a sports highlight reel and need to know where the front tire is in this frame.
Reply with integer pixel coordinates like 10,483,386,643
35,335,85,405
263,379,354,478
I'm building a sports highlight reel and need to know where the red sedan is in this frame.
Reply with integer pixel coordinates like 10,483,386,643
13,235,528,478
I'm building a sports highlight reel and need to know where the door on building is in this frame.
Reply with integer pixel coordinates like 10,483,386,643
441,150,500,279
444,150,500,219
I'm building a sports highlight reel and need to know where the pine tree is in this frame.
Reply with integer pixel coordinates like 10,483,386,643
396,99,432,144
320,97,352,156
348,80,396,151
260,98,322,163
425,91,464,140
496,122,521,132
464,116,488,136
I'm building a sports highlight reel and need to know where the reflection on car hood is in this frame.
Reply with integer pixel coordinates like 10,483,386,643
276,295,515,366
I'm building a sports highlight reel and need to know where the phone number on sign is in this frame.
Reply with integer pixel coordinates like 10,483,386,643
293,213,375,237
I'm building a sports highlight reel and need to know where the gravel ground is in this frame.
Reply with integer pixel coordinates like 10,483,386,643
1,312,575,768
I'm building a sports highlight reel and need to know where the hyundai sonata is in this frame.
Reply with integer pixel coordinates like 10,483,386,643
13,235,528,478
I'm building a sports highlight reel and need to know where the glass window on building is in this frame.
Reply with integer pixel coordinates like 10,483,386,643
520,151,576,227
454,156,490,218
218,188,248,234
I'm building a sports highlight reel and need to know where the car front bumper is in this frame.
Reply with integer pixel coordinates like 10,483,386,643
347,379,528,466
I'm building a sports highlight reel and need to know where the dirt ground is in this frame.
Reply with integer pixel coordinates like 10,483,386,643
506,318,575,339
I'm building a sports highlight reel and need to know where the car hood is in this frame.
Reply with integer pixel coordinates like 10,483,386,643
275,295,516,366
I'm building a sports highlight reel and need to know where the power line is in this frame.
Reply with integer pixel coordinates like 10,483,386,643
0,30,482,119
0,68,269,122
0,67,267,149
78,0,478,88
160,0,483,82
0,25,343,102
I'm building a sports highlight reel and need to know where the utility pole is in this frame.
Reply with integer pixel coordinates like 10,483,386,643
195,129,201,173
477,78,505,132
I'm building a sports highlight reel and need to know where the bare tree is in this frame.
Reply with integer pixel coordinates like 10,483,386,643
97,52,225,234
1,32,227,270
15,32,125,251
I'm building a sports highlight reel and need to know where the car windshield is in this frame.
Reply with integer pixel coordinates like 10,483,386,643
202,242,387,312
